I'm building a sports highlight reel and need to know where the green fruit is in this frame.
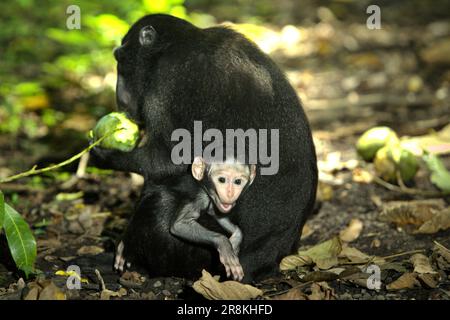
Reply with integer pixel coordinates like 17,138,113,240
374,144,419,183
356,127,399,161
91,112,139,152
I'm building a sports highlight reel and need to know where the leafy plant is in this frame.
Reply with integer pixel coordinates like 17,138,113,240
0,192,4,227
0,191,37,277
423,153,450,192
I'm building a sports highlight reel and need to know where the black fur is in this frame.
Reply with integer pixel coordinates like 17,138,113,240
122,175,224,279
91,14,318,283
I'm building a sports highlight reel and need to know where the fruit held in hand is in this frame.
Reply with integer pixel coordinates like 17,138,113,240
374,144,419,183
356,127,399,161
90,112,139,152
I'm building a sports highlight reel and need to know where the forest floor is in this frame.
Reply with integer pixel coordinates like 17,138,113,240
1,17,449,300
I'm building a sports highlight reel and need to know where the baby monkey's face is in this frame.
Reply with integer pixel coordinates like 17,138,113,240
210,166,250,213
191,157,256,214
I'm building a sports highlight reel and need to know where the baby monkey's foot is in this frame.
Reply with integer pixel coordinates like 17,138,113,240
218,242,244,281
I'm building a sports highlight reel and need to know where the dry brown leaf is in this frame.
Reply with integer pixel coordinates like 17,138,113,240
77,245,104,256
298,237,342,270
315,257,339,270
24,280,66,300
339,219,363,242
279,255,313,271
380,262,408,273
348,277,372,289
308,282,335,300
302,271,340,282
379,199,449,234
24,287,40,300
192,270,262,300
339,266,364,279
327,267,346,275
417,274,440,289
280,237,344,271
271,288,307,300
301,223,314,240
415,208,450,234
339,246,369,264
432,242,450,272
434,242,450,262
39,282,66,300
37,238,62,250
386,273,420,291
379,199,445,226
339,268,373,289
339,245,385,265
371,238,381,248
59,256,77,262
410,254,437,274
100,288,127,300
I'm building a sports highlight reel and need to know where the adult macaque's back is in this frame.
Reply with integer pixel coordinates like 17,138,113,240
93,14,317,282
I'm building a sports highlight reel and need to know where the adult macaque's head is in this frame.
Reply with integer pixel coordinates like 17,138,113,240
192,157,256,213
113,14,196,124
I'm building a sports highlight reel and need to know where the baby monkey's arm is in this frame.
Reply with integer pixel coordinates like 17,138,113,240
170,201,244,281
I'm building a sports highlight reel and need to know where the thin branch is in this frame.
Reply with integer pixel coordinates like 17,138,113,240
372,175,449,197
433,241,449,251
381,249,425,260
95,269,106,291
264,281,313,298
0,129,122,184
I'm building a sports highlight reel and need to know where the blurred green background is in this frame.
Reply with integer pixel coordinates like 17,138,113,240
0,0,449,174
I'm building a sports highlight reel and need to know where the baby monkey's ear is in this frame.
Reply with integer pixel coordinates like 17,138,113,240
192,156,206,181
249,164,257,186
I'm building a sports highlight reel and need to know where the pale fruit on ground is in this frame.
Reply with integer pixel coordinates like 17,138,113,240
356,126,399,161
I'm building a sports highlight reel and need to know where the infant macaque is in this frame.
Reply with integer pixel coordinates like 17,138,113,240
170,157,256,281
114,156,256,281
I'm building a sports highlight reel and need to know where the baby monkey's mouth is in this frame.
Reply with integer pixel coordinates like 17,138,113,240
217,202,234,213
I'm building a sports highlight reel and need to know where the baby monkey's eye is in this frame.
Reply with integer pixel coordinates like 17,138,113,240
218,177,226,183
234,179,242,185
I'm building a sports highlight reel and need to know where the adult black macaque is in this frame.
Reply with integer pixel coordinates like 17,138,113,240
91,14,317,283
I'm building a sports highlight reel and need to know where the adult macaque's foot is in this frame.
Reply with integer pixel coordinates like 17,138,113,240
114,241,131,272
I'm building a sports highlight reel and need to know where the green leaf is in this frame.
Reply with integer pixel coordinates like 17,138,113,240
423,153,450,192
3,203,36,277
0,191,4,228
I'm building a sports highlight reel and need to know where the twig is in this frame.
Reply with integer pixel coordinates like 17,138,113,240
264,281,313,298
396,171,408,190
433,241,449,251
381,249,425,260
95,269,106,291
0,129,121,184
372,175,449,197
0,183,45,193
76,153,90,178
